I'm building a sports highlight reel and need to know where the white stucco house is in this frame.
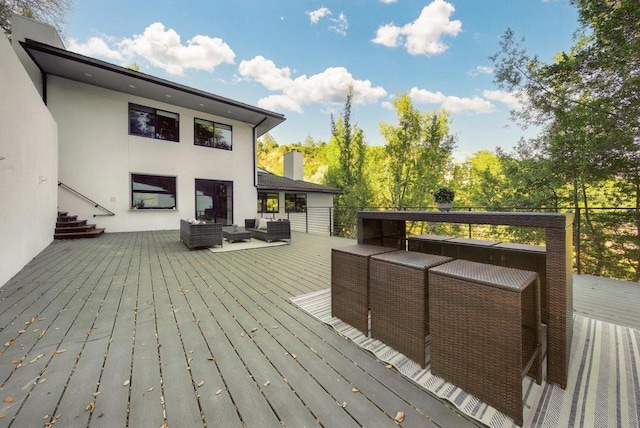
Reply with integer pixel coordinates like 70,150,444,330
2,16,323,286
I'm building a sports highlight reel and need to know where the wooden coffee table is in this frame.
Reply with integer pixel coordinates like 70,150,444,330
222,227,251,243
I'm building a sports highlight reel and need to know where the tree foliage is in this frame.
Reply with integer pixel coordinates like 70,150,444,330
379,93,455,208
323,86,371,237
1,0,72,35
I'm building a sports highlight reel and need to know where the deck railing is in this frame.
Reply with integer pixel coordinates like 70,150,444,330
299,206,639,282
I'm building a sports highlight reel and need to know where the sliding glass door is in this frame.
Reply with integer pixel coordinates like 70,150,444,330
195,179,233,225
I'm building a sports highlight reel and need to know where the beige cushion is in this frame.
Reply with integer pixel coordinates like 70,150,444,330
258,218,269,230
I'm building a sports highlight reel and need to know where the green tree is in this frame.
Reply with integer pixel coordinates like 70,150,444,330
379,93,455,208
324,86,370,237
1,0,72,35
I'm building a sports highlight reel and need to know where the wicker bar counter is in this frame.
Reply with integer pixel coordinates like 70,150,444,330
428,259,542,426
358,210,573,388
331,245,397,335
369,251,452,367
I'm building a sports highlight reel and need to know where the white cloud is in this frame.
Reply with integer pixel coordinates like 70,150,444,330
308,7,331,24
329,12,348,36
372,0,462,56
308,8,348,36
409,87,496,113
239,56,387,113
67,23,235,76
380,0,398,3
68,37,124,61
119,23,235,75
483,89,522,110
467,65,494,76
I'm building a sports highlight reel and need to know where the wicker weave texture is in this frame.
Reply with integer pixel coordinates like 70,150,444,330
369,251,452,367
244,219,291,242
429,261,541,426
331,245,396,335
180,220,223,249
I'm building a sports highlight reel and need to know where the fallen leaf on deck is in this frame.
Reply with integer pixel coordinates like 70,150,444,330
123,380,130,386
215,389,222,395
0,413,5,419
18,330,26,334
148,387,154,392
394,411,404,422
196,381,204,388
85,402,95,413
4,340,13,347
263,381,270,387
386,364,393,369
251,327,258,333
351,387,359,392
92,392,101,397
4,397,13,403
55,349,66,354
29,354,44,364
240,331,244,337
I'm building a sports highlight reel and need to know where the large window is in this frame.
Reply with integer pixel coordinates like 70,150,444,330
131,174,176,209
194,118,232,150
285,193,307,213
129,103,179,142
257,192,279,213
195,179,233,225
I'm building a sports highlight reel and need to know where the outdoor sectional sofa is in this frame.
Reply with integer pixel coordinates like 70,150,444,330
180,219,223,249
244,218,291,242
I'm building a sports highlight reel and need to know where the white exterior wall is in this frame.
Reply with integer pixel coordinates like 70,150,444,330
0,34,58,287
269,191,334,236
48,77,257,232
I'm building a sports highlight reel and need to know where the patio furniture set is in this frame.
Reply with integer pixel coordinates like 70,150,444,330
331,211,573,426
180,218,291,249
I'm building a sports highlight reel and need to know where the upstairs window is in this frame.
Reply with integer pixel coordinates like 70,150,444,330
129,103,179,142
285,193,307,213
194,118,232,150
131,174,177,209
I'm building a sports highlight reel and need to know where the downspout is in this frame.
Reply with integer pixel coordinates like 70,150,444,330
252,117,268,187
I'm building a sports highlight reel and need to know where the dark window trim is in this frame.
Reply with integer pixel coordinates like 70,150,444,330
129,103,180,142
194,117,233,150
258,191,279,213
131,173,177,210
285,193,307,213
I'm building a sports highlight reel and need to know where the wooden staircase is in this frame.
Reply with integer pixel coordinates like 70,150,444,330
55,211,105,239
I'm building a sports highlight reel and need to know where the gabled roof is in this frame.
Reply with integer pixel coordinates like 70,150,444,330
19,39,286,137
257,169,341,194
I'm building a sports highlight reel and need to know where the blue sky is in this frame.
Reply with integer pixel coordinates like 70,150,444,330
64,0,578,160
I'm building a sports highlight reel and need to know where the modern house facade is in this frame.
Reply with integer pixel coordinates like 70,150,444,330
257,151,340,236
1,16,287,286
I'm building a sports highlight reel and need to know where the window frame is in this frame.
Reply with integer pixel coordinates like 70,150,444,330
129,103,180,142
285,193,307,213
131,173,177,210
194,117,233,150
257,192,279,214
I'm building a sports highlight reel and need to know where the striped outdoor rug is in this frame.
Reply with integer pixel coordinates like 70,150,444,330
291,289,640,428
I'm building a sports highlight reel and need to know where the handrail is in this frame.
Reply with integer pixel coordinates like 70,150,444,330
58,181,115,217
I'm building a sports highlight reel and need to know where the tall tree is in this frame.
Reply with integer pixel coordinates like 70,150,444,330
324,86,370,237
379,93,455,208
1,0,72,35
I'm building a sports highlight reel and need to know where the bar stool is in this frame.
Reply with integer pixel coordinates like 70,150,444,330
369,250,452,367
429,259,542,426
331,245,397,335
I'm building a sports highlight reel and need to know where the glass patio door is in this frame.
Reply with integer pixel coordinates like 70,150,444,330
195,179,233,225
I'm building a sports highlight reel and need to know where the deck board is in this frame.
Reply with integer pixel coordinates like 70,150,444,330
1,230,633,427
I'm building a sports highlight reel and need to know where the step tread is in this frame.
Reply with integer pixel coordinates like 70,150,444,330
54,228,105,240
55,224,96,233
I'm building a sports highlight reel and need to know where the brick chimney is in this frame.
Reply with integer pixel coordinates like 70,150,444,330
283,151,304,181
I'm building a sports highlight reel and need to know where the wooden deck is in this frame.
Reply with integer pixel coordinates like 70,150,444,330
0,231,637,427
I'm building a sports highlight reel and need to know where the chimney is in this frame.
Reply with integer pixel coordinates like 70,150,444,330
283,151,304,181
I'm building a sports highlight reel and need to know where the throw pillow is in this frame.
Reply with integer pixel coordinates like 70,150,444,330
258,218,269,230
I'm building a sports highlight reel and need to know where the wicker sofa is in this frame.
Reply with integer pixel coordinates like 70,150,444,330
244,218,291,242
180,219,223,249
